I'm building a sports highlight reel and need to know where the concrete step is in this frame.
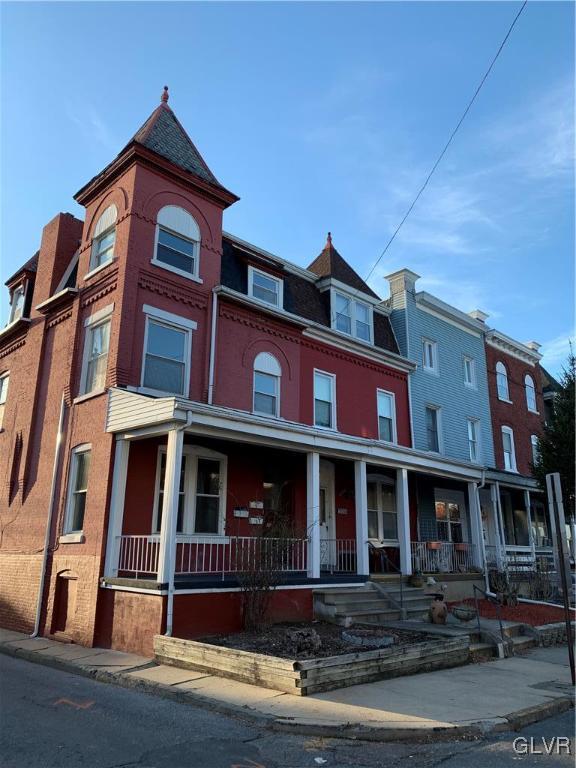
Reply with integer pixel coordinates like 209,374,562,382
320,592,383,605
334,610,403,625
470,642,496,661
325,599,391,613
511,635,536,653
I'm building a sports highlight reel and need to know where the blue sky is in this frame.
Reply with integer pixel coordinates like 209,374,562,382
1,1,573,374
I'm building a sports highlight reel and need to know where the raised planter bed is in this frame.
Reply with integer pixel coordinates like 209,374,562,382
154,633,470,696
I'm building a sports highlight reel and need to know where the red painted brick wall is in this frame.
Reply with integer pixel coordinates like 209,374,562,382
485,343,545,476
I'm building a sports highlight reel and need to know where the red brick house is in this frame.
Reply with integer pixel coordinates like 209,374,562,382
1,91,494,655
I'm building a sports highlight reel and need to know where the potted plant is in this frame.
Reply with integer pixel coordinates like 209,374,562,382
409,568,424,587
426,541,441,550
454,543,468,552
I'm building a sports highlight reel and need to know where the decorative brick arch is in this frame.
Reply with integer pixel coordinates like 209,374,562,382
85,186,130,241
242,339,293,381
141,190,214,248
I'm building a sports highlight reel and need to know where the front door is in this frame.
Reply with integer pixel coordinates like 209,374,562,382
319,460,336,568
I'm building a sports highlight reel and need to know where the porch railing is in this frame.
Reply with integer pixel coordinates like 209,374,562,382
117,534,160,578
411,541,477,574
320,539,357,574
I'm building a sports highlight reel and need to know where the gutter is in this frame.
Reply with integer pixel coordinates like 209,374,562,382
31,393,66,637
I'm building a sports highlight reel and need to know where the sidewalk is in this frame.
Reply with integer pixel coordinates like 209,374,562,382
1,628,573,742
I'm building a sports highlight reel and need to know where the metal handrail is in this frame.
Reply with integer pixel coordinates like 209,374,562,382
473,583,506,652
369,543,403,613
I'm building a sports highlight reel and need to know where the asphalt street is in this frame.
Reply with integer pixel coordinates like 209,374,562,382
0,654,573,768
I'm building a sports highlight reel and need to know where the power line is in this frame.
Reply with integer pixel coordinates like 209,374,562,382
359,0,528,288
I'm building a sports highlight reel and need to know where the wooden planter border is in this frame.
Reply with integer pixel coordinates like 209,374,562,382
154,634,470,696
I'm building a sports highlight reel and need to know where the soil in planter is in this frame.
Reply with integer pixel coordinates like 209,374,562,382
200,621,432,659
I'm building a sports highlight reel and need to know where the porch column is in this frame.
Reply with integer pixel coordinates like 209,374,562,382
157,427,184,584
493,482,506,569
396,468,412,576
467,482,485,569
354,459,369,576
104,438,130,577
306,451,320,579
525,490,536,561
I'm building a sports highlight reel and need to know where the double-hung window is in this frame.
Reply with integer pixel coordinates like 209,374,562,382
154,452,187,534
153,205,201,281
64,446,91,533
377,390,396,443
496,362,510,401
90,205,117,272
333,292,372,342
8,285,25,323
501,426,517,472
422,339,438,374
314,371,336,429
80,305,113,396
367,478,397,541
0,373,9,429
141,306,195,396
253,352,281,417
467,418,480,463
425,406,441,452
525,374,537,412
463,356,475,387
248,267,283,308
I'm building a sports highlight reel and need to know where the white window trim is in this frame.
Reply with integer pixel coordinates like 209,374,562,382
422,338,439,375
253,371,281,418
0,371,9,431
501,426,518,473
525,374,539,413
63,444,91,534
79,304,114,396
330,288,373,344
367,473,398,544
152,445,228,537
152,221,203,284
463,356,476,388
433,488,469,543
496,361,511,402
531,434,540,465
8,282,26,324
140,305,196,397
313,369,337,430
247,265,284,309
84,258,117,283
376,388,397,444
425,404,443,454
467,418,481,464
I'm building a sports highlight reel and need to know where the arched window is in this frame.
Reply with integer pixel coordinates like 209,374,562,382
496,361,509,401
153,205,201,280
253,352,281,417
524,374,537,412
90,205,117,271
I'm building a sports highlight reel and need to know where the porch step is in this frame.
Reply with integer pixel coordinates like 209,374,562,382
470,641,497,661
313,583,431,625
511,635,536,653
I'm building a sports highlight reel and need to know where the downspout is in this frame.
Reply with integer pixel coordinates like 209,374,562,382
164,411,193,637
31,393,66,638
207,289,218,405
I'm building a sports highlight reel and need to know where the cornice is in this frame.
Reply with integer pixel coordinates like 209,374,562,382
138,269,208,310
486,332,541,365
0,335,26,359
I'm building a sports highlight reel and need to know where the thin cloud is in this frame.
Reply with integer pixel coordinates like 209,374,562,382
539,331,575,374
65,102,118,151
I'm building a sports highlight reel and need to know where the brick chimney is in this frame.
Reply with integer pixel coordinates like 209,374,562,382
32,212,84,310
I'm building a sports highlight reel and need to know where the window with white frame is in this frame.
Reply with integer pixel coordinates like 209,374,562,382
153,205,200,280
525,374,537,412
467,418,480,463
90,205,117,271
367,476,397,541
333,292,372,342
64,446,91,533
377,390,396,443
425,406,441,452
531,434,540,466
153,447,226,536
141,306,195,396
496,361,510,401
314,371,336,429
80,306,112,395
463,356,476,387
0,373,9,429
253,352,281,417
501,426,517,471
248,267,283,308
422,339,438,374
8,285,25,323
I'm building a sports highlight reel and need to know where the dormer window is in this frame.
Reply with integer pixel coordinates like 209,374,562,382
333,291,372,342
248,266,283,308
90,205,117,272
8,285,25,323
152,205,201,282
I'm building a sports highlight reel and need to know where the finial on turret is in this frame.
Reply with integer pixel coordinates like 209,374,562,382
326,231,332,247
161,86,169,104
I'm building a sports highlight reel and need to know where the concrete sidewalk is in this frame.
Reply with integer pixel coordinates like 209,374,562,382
1,628,573,742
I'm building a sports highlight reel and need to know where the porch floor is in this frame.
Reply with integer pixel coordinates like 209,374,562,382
102,573,368,591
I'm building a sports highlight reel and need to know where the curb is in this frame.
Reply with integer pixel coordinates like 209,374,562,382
1,642,573,744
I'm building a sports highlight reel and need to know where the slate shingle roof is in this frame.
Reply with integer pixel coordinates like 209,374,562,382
307,234,380,301
541,365,561,395
5,252,39,286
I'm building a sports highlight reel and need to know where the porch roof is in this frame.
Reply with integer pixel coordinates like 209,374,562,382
106,388,484,482
484,469,540,492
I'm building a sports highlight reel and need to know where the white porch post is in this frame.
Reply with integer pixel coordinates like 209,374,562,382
306,451,320,579
157,428,184,584
525,490,536,561
396,468,412,576
354,459,369,576
104,438,130,577
467,482,485,569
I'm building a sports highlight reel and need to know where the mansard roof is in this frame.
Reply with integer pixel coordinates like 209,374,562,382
307,233,380,300
5,251,39,287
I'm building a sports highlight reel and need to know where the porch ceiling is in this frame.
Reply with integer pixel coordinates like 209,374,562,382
106,388,484,482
